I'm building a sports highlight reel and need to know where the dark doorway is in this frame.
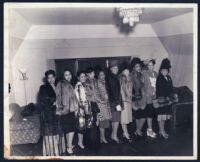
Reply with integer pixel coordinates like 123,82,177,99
55,56,131,78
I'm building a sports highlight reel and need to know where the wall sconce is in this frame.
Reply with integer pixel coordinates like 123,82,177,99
19,68,28,105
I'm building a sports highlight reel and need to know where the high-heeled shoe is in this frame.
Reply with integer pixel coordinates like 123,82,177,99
159,132,169,139
123,134,132,143
66,147,75,156
78,143,85,149
134,131,143,139
100,139,108,144
111,137,121,144
147,129,157,139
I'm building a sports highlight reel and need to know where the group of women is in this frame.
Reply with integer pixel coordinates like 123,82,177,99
38,57,175,156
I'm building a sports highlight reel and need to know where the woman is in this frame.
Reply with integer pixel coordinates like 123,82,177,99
156,58,174,139
74,71,91,149
85,67,100,126
96,70,112,144
142,59,157,139
119,62,133,142
105,60,123,143
130,57,147,138
56,69,79,155
38,70,63,156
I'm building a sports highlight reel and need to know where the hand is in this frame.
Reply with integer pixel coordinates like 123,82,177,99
116,105,122,111
75,111,78,118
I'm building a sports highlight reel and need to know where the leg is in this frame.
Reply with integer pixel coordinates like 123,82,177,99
66,132,74,153
147,118,157,138
43,136,47,156
111,122,120,141
53,135,59,156
100,127,108,143
121,124,130,139
147,118,153,130
137,118,146,135
158,120,168,138
78,133,85,149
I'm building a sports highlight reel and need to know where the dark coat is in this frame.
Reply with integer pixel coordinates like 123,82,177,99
38,83,61,136
156,74,173,98
105,72,123,112
38,84,56,120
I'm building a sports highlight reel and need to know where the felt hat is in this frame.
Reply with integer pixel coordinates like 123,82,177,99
160,58,171,70
119,61,130,73
109,60,118,68
130,57,142,69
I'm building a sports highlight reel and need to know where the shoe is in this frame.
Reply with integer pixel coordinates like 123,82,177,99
147,129,157,139
123,134,132,143
159,131,169,139
66,147,75,156
134,131,143,138
111,137,121,144
100,138,108,144
78,143,85,149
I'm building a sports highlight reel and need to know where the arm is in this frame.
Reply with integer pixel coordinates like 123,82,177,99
38,85,54,111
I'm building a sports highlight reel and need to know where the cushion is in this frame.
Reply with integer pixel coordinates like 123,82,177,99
10,114,40,131
9,103,23,122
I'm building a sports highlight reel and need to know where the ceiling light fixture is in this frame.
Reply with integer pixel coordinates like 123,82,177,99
117,8,143,27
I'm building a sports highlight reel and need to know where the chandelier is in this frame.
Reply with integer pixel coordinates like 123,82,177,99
117,8,143,27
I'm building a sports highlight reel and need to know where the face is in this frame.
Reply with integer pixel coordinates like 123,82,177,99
79,73,86,83
134,64,141,72
148,62,154,71
98,71,105,80
47,74,55,85
123,69,129,77
64,71,72,82
87,71,95,79
160,69,168,76
111,66,118,75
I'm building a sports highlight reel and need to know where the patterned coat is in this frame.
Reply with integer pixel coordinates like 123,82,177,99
143,69,158,104
96,79,112,122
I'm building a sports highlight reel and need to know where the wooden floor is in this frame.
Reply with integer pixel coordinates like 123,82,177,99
10,119,193,157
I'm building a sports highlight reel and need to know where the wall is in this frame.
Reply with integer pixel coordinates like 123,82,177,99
12,47,48,106
11,23,169,106
8,9,31,106
151,12,193,91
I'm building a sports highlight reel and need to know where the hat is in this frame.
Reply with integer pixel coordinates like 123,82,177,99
119,61,130,73
160,58,171,70
130,57,142,69
143,59,156,66
109,60,118,68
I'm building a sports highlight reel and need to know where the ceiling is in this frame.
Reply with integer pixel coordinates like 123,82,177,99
15,8,193,25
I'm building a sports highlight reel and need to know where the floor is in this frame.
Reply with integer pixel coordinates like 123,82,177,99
10,119,193,157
